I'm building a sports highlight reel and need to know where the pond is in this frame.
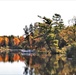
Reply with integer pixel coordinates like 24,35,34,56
0,50,76,75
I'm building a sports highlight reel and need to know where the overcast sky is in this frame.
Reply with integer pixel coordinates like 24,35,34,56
0,0,76,36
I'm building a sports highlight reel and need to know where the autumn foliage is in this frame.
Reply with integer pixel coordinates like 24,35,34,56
13,37,20,46
0,36,24,48
0,14,75,51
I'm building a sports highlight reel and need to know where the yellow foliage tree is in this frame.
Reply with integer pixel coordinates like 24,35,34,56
19,36,24,43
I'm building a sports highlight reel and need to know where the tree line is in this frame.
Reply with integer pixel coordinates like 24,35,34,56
0,13,76,52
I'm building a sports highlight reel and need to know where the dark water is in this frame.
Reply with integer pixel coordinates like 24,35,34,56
0,51,76,75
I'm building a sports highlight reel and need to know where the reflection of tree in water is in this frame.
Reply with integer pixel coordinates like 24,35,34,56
0,52,65,75
23,55,57,75
0,51,76,75
0,52,14,62
24,54,76,75
0,52,24,62
23,67,28,75
8,52,14,62
23,55,35,75
23,67,34,75
1,52,6,62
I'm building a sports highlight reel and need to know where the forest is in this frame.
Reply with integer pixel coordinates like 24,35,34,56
0,13,76,55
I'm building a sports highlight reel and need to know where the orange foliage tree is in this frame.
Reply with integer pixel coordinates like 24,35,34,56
13,37,20,46
4,37,9,46
0,37,4,46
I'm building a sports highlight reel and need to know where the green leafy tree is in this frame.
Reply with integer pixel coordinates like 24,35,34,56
52,13,64,33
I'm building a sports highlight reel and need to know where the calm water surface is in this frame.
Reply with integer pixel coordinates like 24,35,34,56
0,50,76,75
0,61,25,75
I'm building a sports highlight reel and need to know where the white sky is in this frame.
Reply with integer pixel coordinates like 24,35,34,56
0,0,76,36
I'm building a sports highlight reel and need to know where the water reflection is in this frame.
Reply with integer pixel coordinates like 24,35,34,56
0,51,76,75
23,66,28,75
23,67,35,75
